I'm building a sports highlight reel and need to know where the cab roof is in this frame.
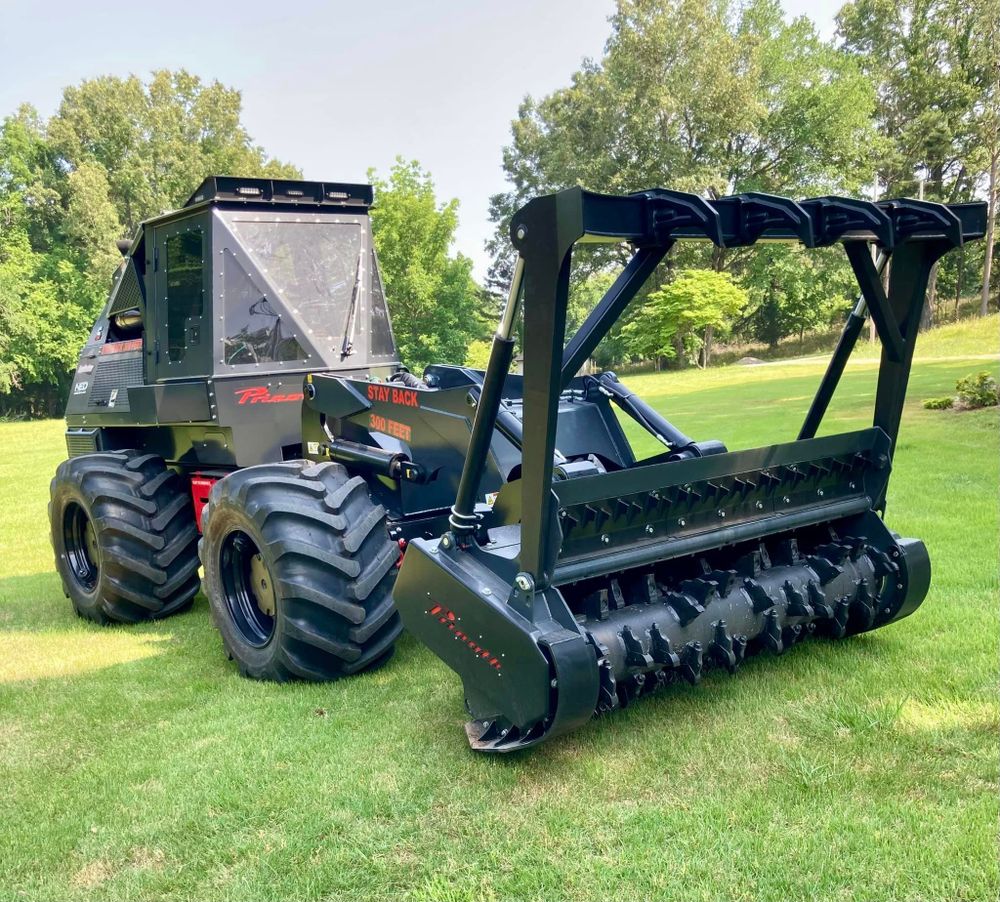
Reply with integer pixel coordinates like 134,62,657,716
183,176,373,210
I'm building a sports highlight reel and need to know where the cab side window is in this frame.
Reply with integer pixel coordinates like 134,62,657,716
165,231,204,363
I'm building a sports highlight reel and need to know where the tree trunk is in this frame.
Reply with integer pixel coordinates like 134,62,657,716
955,246,964,318
920,263,939,331
981,149,998,317
702,325,714,368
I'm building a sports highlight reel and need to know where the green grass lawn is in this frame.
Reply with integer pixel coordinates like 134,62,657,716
0,344,997,901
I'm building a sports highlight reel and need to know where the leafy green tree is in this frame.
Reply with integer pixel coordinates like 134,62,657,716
0,71,298,415
487,0,879,358
621,269,748,367
966,0,999,315
838,0,995,323
837,0,984,202
369,159,485,372
464,339,493,370
739,246,857,347
48,71,299,233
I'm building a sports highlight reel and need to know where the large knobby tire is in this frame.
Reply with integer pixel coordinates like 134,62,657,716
200,461,402,681
49,451,201,624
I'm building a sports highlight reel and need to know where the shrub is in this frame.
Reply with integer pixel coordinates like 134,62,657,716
922,396,954,410
954,371,1000,410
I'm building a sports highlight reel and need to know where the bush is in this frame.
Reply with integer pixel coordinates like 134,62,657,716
922,396,954,410
955,371,1000,410
464,339,493,370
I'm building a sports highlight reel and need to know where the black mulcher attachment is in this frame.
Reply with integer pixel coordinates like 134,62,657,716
394,187,986,752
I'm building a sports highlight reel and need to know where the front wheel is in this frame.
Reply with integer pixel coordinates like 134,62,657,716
200,461,402,681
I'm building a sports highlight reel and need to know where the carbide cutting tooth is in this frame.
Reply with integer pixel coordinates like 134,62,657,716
735,550,764,577
617,675,642,707
867,546,899,578
679,641,703,684
709,620,739,674
852,578,876,629
648,623,680,668
583,587,610,622
843,536,867,562
773,538,802,566
665,591,705,627
815,542,850,565
783,580,814,618
708,569,739,596
680,578,720,605
744,577,774,614
609,578,627,611
763,609,785,654
807,581,834,619
783,623,804,646
807,554,842,584
595,651,619,714
830,597,851,638
636,573,660,604
651,668,673,691
620,625,654,671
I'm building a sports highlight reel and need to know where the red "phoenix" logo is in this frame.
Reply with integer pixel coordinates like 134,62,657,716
427,603,502,670
234,386,304,405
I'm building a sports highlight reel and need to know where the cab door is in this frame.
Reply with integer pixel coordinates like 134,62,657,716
152,216,211,380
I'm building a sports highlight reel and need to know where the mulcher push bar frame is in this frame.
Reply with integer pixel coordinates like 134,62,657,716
453,188,986,589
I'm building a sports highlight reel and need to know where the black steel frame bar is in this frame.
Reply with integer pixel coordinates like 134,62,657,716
873,239,955,463
799,251,887,441
473,187,984,588
845,242,905,362
560,245,671,391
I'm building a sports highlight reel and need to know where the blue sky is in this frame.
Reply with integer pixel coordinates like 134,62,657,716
0,0,842,277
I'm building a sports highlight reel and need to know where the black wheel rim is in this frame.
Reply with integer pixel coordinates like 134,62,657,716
220,530,277,646
64,501,100,593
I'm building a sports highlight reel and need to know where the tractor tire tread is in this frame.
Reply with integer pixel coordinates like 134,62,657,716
49,450,200,623
202,460,401,682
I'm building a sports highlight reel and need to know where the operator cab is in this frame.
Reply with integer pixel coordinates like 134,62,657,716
64,176,400,468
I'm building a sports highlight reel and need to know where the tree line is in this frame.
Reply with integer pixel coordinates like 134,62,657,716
488,0,998,368
0,75,482,417
0,0,997,416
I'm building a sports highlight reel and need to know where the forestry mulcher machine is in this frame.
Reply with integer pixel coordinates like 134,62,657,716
50,176,985,753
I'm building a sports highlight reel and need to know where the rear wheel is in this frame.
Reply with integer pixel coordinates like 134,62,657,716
49,451,201,623
200,460,402,681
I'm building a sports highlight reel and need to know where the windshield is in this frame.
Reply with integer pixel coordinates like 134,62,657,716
227,218,363,356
